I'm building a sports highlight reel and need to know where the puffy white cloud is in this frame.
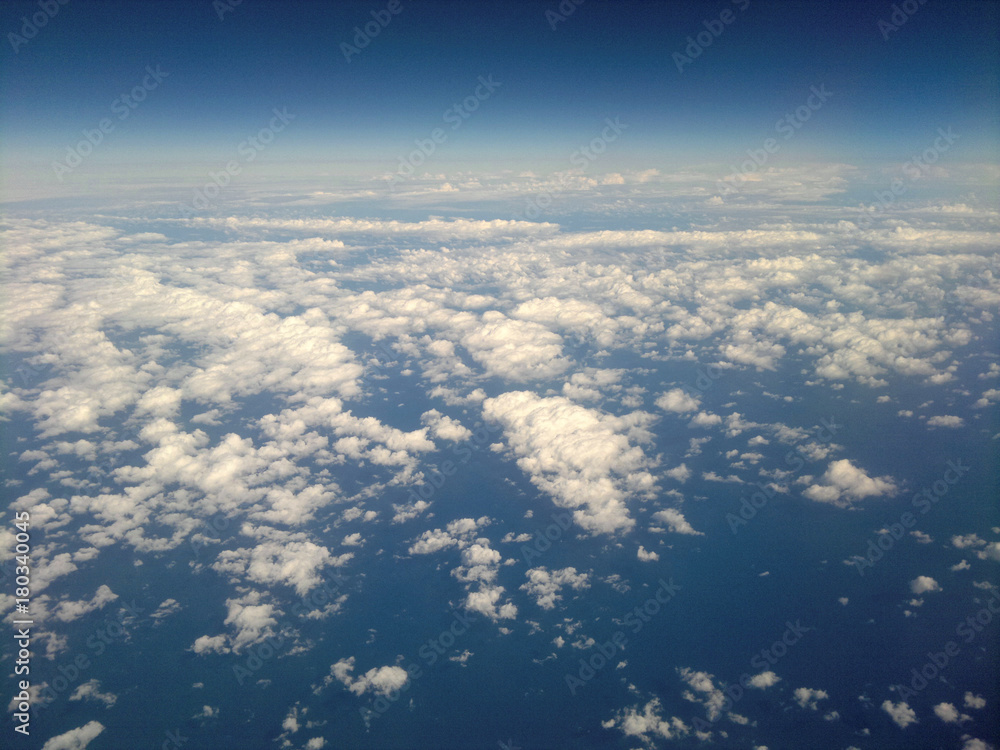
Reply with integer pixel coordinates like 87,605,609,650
933,702,970,723
483,391,657,535
656,388,700,413
793,687,829,710
54,585,118,622
461,312,570,381
664,463,691,482
603,697,691,743
40,721,105,750
927,415,964,428
651,508,703,536
749,671,781,688
637,545,659,562
420,409,472,442
803,459,896,507
329,657,409,697
910,576,941,594
69,679,116,707
965,692,987,709
521,567,590,609
882,699,918,728
213,538,345,596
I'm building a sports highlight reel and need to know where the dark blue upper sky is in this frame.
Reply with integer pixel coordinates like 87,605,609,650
2,0,998,176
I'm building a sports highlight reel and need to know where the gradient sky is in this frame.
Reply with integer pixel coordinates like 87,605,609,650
2,0,998,182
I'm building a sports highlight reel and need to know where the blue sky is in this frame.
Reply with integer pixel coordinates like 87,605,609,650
2,0,998,181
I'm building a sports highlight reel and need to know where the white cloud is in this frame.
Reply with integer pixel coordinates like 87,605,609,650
793,687,829,710
651,508,703,536
40,721,105,750
604,697,691,743
882,700,918,728
328,657,409,697
656,388,700,413
933,702,970,723
483,391,657,535
802,459,896,507
665,463,691,483
521,567,590,610
54,585,118,622
927,415,964,428
965,692,987,709
749,671,781,689
68,680,116,707
910,576,941,594
637,545,659,562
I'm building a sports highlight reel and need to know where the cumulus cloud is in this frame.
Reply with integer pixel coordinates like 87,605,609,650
54,585,118,622
933,702,970,723
651,508,703,536
802,459,896,507
910,576,941,594
749,671,781,689
68,680,116,707
882,700,918,728
328,657,409,697
602,697,691,743
483,391,657,535
656,388,700,413
212,539,345,596
793,687,829,710
521,567,590,609
637,545,659,562
927,415,964,428
40,721,105,750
